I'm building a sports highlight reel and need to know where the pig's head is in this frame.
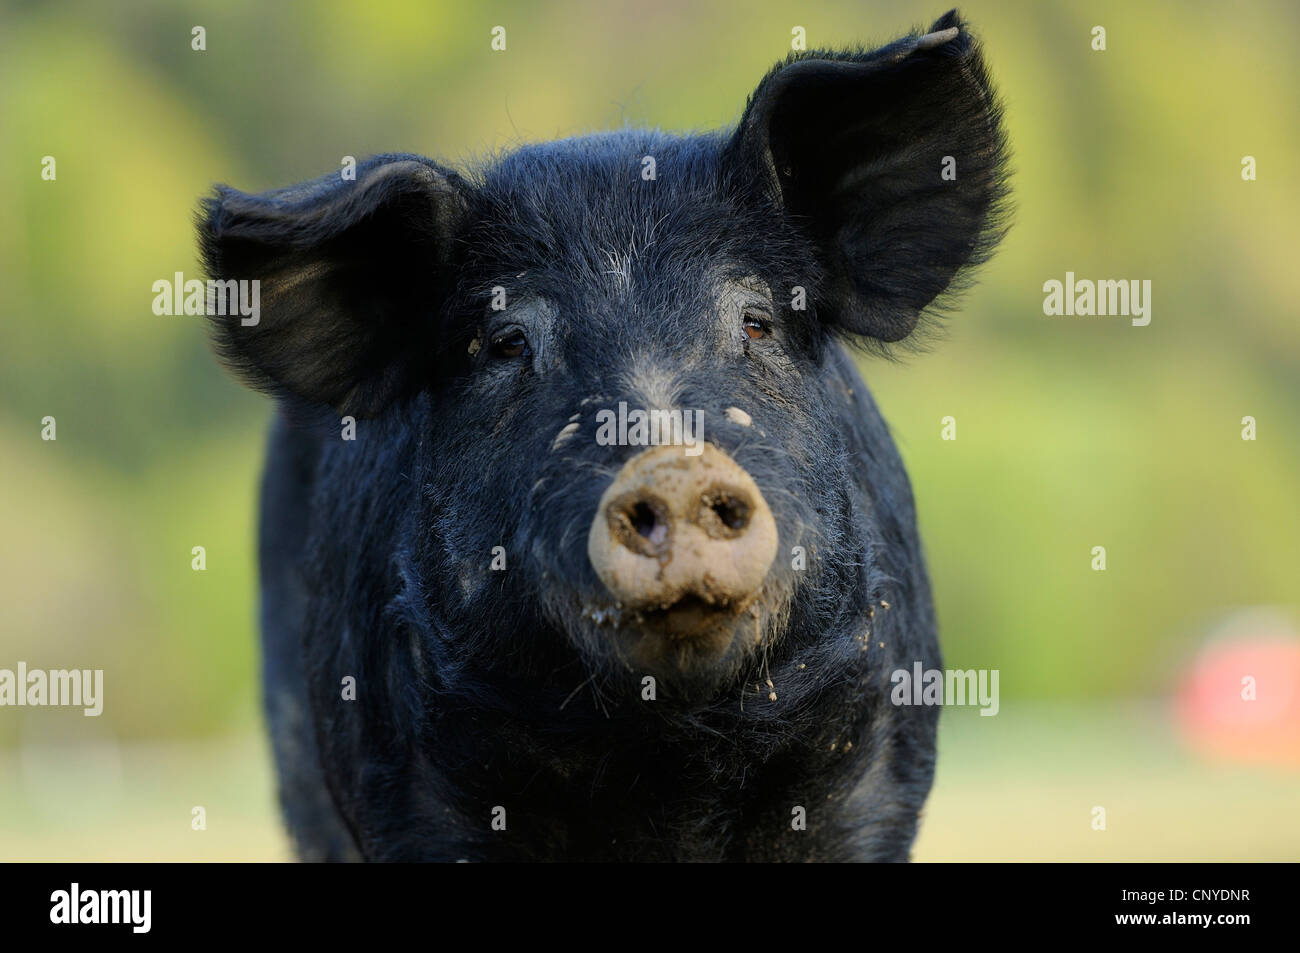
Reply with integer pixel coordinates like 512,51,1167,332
200,12,1007,698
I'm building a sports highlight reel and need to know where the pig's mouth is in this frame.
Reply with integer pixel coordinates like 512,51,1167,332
581,591,764,677
636,593,749,639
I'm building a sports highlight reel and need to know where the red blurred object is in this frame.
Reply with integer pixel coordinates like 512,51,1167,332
1175,612,1300,767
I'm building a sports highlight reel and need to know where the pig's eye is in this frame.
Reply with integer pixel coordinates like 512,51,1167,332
742,311,769,340
489,328,529,359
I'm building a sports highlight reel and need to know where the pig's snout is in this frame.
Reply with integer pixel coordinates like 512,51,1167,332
587,445,778,634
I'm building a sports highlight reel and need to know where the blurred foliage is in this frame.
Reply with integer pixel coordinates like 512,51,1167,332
1,0,1297,751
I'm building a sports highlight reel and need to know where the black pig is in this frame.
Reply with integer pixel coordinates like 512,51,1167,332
200,10,1008,861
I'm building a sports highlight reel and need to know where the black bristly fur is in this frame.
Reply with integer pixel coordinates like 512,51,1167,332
200,10,1010,862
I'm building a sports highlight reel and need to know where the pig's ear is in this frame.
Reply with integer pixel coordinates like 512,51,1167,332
726,10,1009,343
198,155,470,417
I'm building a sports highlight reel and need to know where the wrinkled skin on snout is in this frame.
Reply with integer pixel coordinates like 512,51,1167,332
201,10,1009,861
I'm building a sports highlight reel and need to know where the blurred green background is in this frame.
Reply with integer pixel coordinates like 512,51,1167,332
1,0,1297,860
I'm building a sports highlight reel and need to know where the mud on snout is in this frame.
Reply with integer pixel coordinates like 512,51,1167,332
584,443,779,676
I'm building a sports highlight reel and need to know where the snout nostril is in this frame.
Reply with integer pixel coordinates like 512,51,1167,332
629,501,663,541
699,488,752,538
607,492,671,557
711,495,750,531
